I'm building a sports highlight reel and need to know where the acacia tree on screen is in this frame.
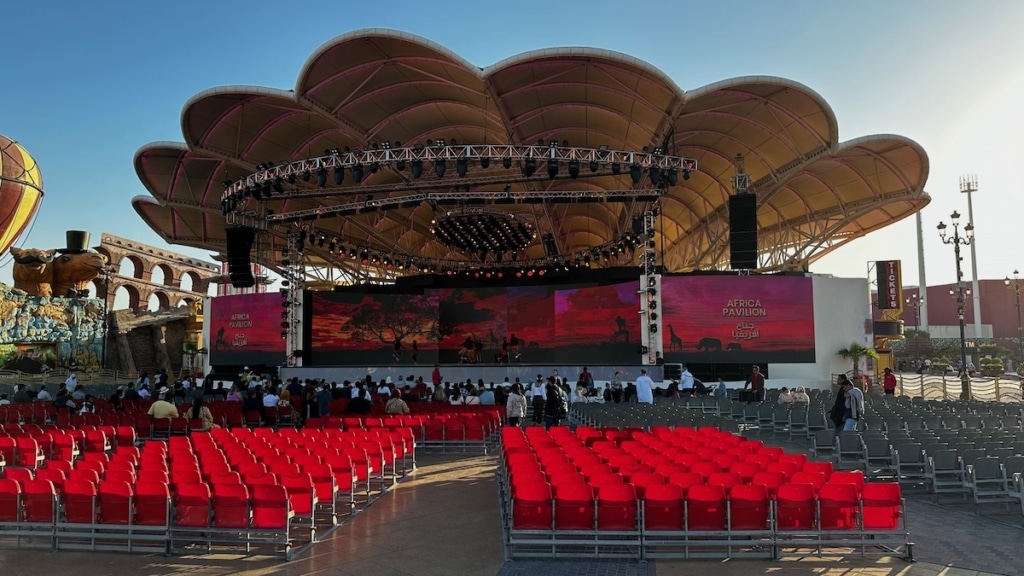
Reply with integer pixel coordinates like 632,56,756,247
342,295,437,344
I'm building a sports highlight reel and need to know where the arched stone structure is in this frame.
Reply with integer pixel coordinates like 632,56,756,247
97,233,219,313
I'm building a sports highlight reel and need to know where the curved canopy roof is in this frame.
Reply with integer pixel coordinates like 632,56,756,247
133,28,930,280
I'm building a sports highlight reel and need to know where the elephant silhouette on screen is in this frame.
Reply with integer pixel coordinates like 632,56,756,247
696,337,722,352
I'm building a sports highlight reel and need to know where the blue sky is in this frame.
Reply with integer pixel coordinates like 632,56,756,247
2,0,1022,296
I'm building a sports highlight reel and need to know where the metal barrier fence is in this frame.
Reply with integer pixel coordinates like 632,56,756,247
896,374,1023,402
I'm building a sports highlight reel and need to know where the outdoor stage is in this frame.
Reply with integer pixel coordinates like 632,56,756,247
280,364,664,386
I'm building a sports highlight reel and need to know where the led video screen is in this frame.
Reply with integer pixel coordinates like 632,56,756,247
661,275,815,363
208,293,286,366
309,292,440,366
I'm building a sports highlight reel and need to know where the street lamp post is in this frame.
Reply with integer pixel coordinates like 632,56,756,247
937,211,974,400
99,267,115,370
905,293,924,331
1006,270,1024,365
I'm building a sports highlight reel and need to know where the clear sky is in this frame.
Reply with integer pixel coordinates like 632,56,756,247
1,0,1022,295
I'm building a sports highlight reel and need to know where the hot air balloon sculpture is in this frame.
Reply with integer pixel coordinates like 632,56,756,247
0,135,44,255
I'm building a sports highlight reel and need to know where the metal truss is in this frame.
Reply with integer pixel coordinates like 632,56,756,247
281,234,305,367
222,144,699,201
267,188,666,224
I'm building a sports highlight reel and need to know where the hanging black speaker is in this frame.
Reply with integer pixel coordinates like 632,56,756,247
729,195,758,270
226,227,256,288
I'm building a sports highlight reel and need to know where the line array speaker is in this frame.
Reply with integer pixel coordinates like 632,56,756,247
729,195,758,270
226,227,256,288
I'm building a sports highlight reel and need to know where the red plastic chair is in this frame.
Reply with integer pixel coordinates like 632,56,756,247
554,483,595,530
775,483,816,531
172,483,210,530
728,461,762,484
104,469,136,485
134,481,170,526
751,470,786,499
596,483,637,530
828,470,866,496
802,461,834,481
211,483,250,529
728,484,770,531
0,478,20,522
251,484,292,530
686,484,727,531
280,472,317,519
790,471,827,495
21,478,57,525
706,471,743,492
16,437,45,468
818,482,859,530
98,481,134,525
35,468,66,494
628,472,665,499
642,483,684,530
667,471,704,495
861,482,902,531
512,481,553,529
5,467,35,483
62,479,98,524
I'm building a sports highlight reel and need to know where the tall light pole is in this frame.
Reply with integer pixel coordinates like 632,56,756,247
1006,270,1023,365
99,266,115,370
937,211,974,400
961,176,982,338
905,293,924,331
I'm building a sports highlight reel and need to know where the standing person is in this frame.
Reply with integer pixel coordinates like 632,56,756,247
830,375,850,435
411,340,419,364
432,365,442,390
635,369,655,404
544,379,568,430
506,382,528,427
680,365,695,397
744,365,766,403
843,379,865,431
530,376,546,425
882,367,898,395
393,338,403,362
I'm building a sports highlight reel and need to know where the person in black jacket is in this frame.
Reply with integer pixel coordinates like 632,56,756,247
830,374,851,435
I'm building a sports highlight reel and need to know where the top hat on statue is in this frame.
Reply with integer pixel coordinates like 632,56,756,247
58,230,91,254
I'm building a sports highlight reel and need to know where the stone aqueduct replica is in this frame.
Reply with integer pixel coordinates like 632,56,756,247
92,234,220,376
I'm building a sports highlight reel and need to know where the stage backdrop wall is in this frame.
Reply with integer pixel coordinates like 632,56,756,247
308,281,641,366
660,275,816,364
768,275,872,387
208,293,285,366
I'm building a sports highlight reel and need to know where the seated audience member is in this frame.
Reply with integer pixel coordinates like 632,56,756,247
36,385,52,402
478,384,495,405
226,385,242,402
147,392,180,419
263,387,280,408
72,385,87,401
347,392,373,414
714,379,728,398
0,393,9,405
791,386,810,403
777,387,793,404
12,384,33,403
385,391,410,414
188,397,220,431
123,384,140,401
401,385,418,403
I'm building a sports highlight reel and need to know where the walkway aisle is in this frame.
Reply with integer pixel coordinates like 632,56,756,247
287,452,506,575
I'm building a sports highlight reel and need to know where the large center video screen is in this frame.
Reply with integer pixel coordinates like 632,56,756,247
308,281,641,366
209,293,286,366
661,275,815,364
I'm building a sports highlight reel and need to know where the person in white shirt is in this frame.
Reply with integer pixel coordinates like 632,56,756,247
138,385,151,399
635,369,655,404
0,394,9,405
35,385,52,402
778,387,793,404
263,389,279,408
680,366,695,396
530,376,546,425
64,374,78,392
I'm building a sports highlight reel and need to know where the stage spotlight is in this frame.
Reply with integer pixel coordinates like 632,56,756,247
434,160,446,177
352,164,364,182
547,158,559,179
683,168,691,180
648,277,657,287
630,164,642,184
647,287,657,296
333,166,344,185
589,160,599,173
370,162,380,173
649,324,658,333
411,159,423,179
611,162,621,175
480,157,490,169
316,167,327,187
649,166,660,185
272,176,284,194
302,170,311,182
281,331,288,339
667,168,678,186
649,301,657,311
396,159,406,170
650,312,658,321
568,160,580,179
457,157,468,177
524,158,537,177
637,345,649,354
502,157,512,169
281,322,290,329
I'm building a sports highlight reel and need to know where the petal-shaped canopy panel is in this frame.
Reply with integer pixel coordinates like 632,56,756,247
132,29,930,282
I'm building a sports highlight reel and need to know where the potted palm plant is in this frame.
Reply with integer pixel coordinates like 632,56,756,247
838,342,880,391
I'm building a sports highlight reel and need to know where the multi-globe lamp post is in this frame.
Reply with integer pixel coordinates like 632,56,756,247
1006,270,1024,365
937,211,974,400
905,293,924,331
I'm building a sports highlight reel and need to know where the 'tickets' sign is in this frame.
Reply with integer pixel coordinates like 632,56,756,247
877,260,903,310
